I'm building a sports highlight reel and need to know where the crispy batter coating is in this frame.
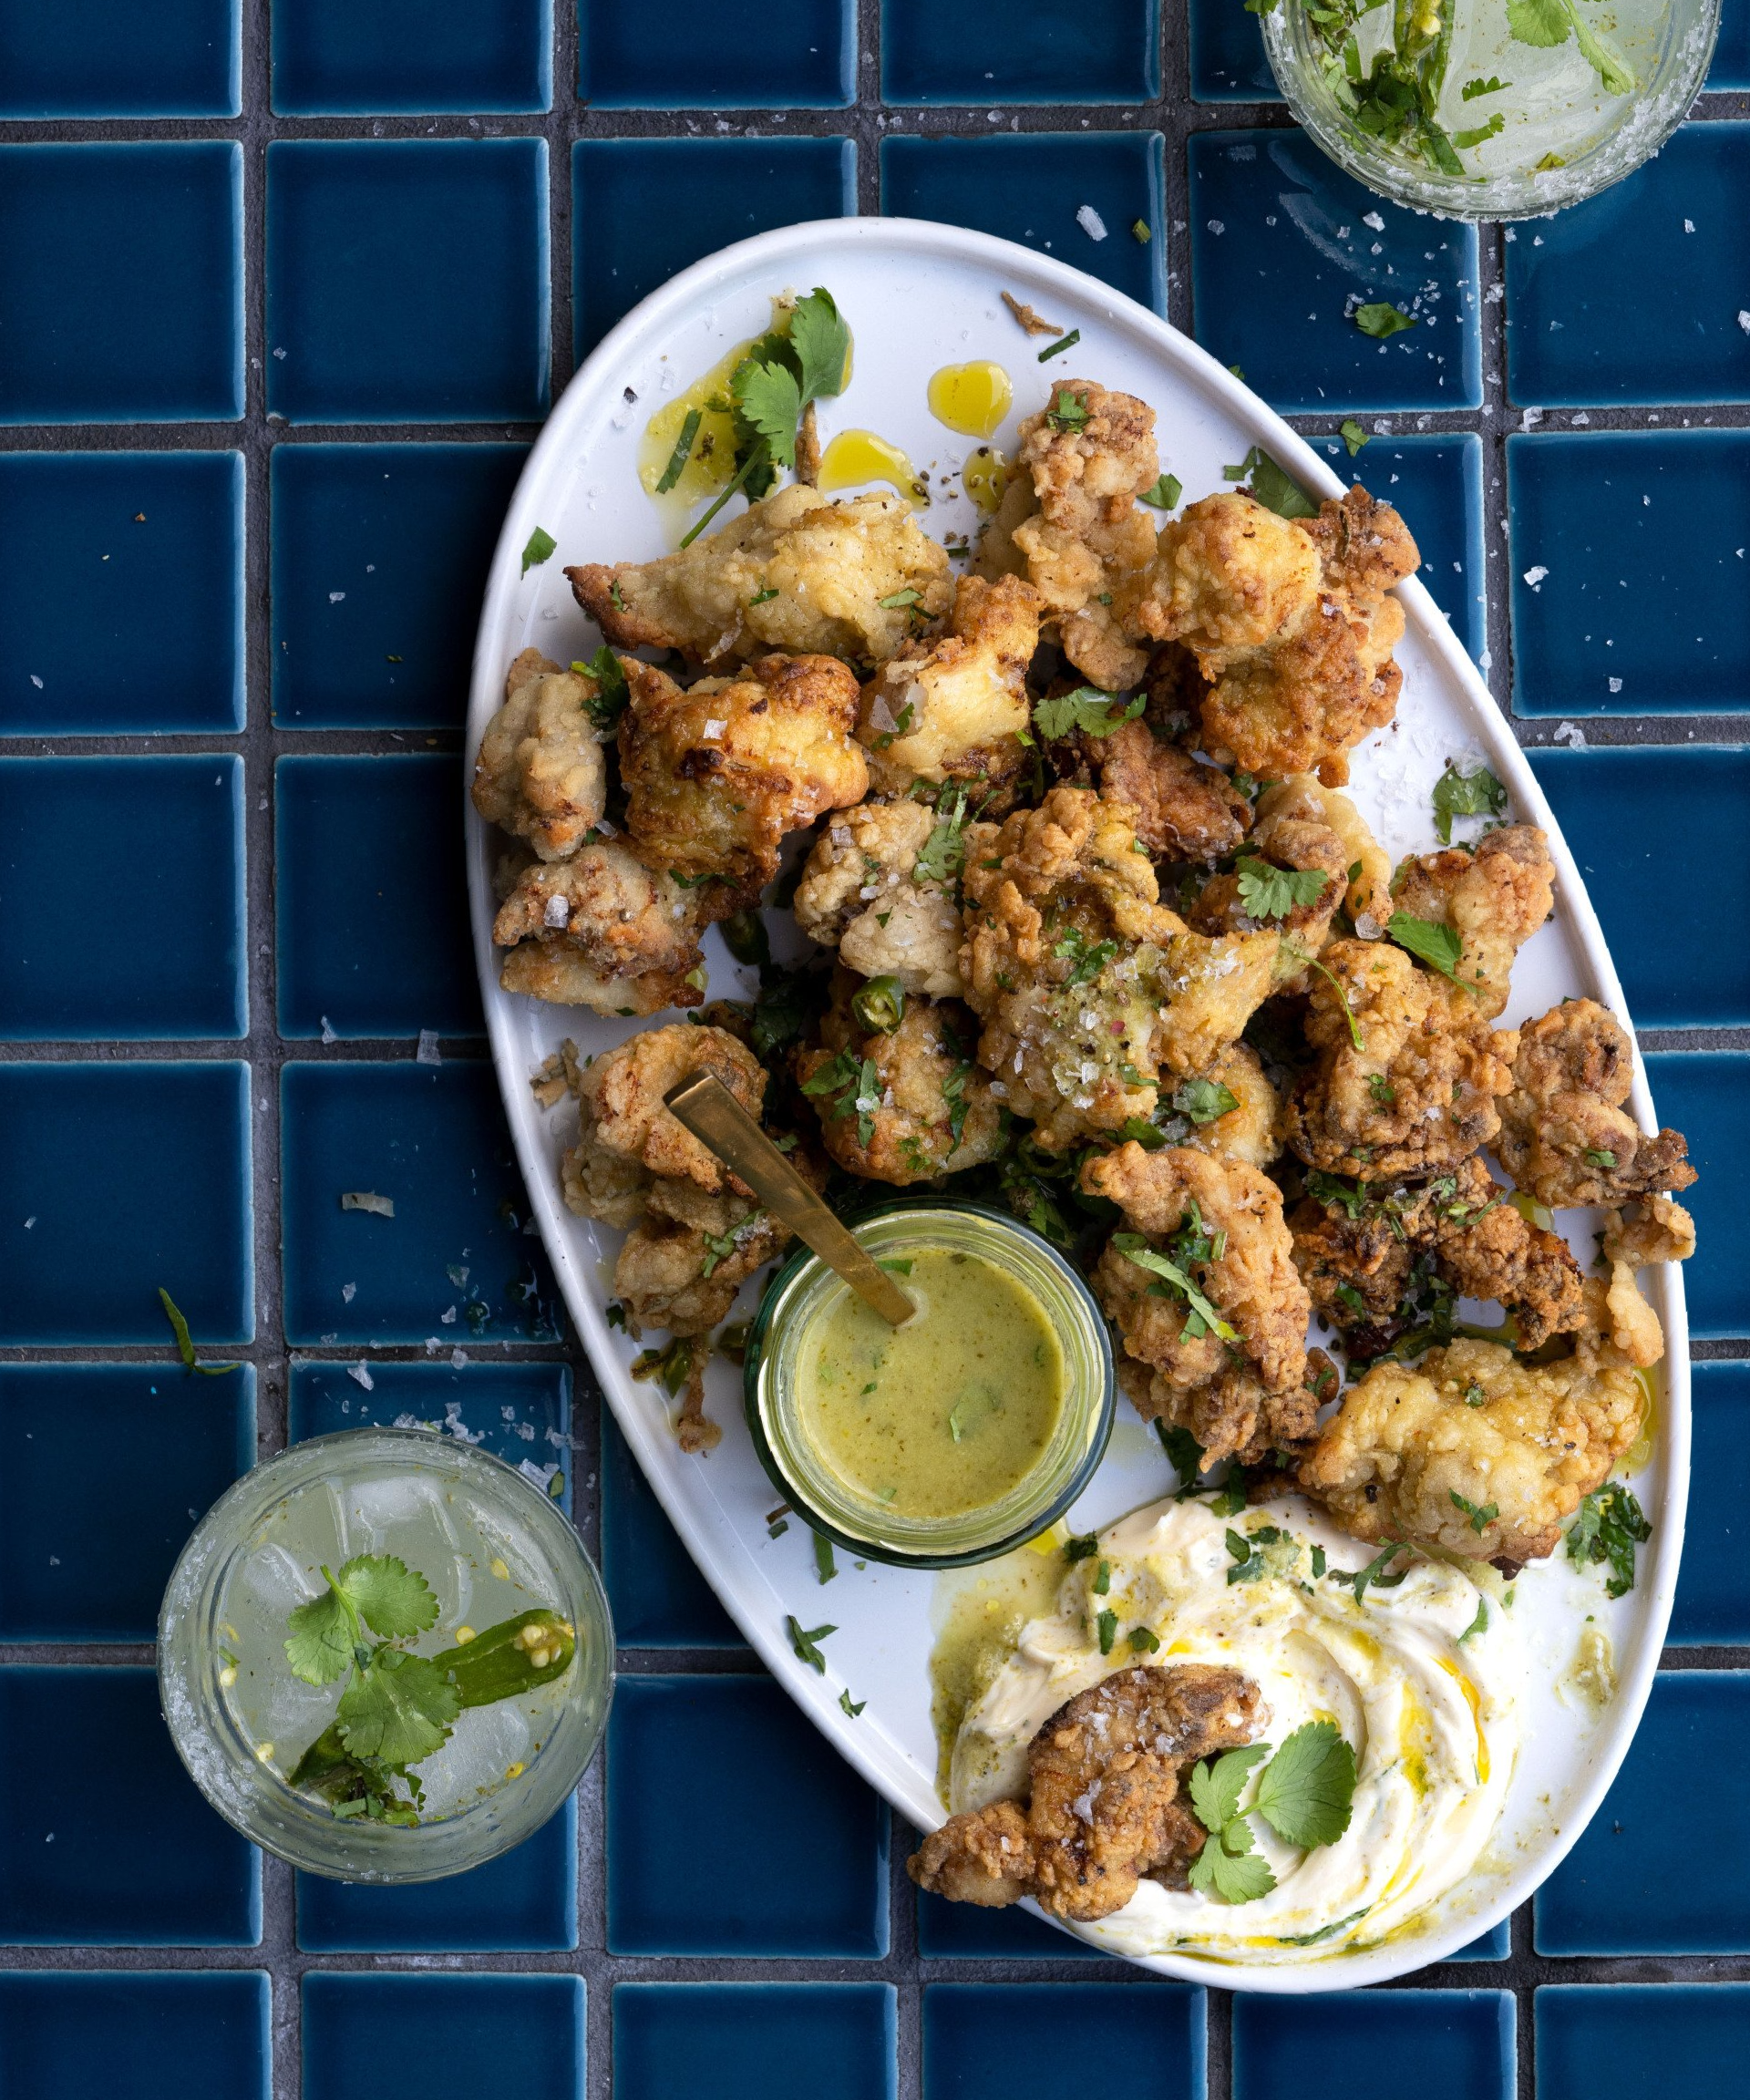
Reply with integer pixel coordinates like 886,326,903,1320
612,1177,791,1337
1154,926,1282,1081
1083,1141,1314,1465
1127,488,1418,786
907,1663,1266,1922
796,974,1003,1183
1180,1041,1282,1170
1497,997,1697,1208
568,486,952,667
492,839,704,1014
1261,775,1395,932
471,648,608,862
793,797,965,997
1085,720,1251,864
859,573,1041,789
1391,825,1556,1022
618,653,866,897
1186,780,1354,993
1604,1193,1696,1269
1284,939,1518,1180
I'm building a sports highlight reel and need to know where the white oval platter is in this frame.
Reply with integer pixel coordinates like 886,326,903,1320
464,217,1688,1990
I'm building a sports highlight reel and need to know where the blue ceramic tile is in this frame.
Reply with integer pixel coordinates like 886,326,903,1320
1536,1673,1750,1952
883,0,1158,103
601,1405,742,1646
915,1887,1101,1959
1670,1362,1750,1643
1643,1053,1750,1341
265,141,548,424
1507,431,1750,715
1529,746,1750,1026
1188,132,1481,413
0,452,243,736
275,756,480,1040
290,1359,571,1509
0,1972,268,2098
280,1060,559,1346
303,1973,583,2100
0,0,238,115
0,1061,253,1346
0,144,242,424
0,1666,260,1944
1713,5,1750,85
925,1984,1201,2097
578,0,852,108
1505,125,1750,407
1234,1990,1513,2100
1310,431,1485,661
1189,0,1279,100
881,136,1166,313
607,1674,887,1955
0,757,245,1040
613,1983,895,2100
273,0,549,114
270,442,528,731
572,138,855,356
1537,1984,1750,2099
1452,1920,1512,1961
0,1364,255,1642
297,1800,576,1951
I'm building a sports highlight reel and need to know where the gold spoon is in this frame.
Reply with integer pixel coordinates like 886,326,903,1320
663,1073,915,1327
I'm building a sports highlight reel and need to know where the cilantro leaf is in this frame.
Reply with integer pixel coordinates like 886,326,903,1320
1457,1597,1489,1643
1064,1534,1101,1563
1129,1625,1161,1652
1189,1818,1278,1903
285,1576,358,1686
1507,0,1570,44
1038,327,1082,364
1096,1608,1118,1654
1113,1232,1238,1342
654,408,702,494
1139,472,1183,510
1339,417,1370,457
1454,113,1506,149
1431,760,1508,843
1046,388,1090,433
1566,1481,1651,1597
1157,1420,1206,1486
1387,910,1468,984
839,1688,866,1717
520,526,557,577
1031,688,1147,741
1174,1076,1240,1126
1236,858,1331,921
785,287,852,403
1569,6,1634,91
1251,1719,1358,1848
1331,1538,1415,1604
787,1615,836,1672
570,644,630,734
1354,302,1418,338
336,1553,439,1639
1189,1744,1271,1833
1227,446,1319,520
733,359,804,469
1449,1489,1498,1535
751,962,820,1059
336,1646,461,1766
913,791,969,885
1463,73,1509,95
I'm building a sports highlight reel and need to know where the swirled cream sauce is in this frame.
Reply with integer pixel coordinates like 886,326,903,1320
950,1496,1521,1963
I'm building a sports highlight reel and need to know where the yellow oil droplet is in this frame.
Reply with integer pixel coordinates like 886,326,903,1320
1438,1655,1489,1784
218,1664,237,1689
490,1557,510,1580
637,335,760,506
255,1742,275,1764
505,1762,526,1781
927,360,1014,439
1025,1521,1068,1558
818,428,929,509
1622,1362,1659,1473
454,1625,477,1644
962,446,1012,516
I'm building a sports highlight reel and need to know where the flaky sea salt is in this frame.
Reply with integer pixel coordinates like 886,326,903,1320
1076,204,1108,242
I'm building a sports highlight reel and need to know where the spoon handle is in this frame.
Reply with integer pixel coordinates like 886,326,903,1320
663,1074,914,1328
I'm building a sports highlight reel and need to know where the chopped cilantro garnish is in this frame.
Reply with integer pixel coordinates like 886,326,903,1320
878,587,922,609
787,1617,837,1672
1339,417,1370,456
747,585,778,606
1031,688,1146,741
1045,388,1090,432
812,1532,838,1585
1138,471,1183,510
1236,858,1331,921
1174,1076,1240,1126
1038,328,1082,363
1096,1608,1118,1654
839,1688,866,1717
1113,1232,1237,1343
1449,1489,1498,1535
571,644,630,733
1454,112,1506,149
1064,1534,1101,1563
1457,1597,1488,1643
654,410,702,494
520,526,557,577
1186,1722,1357,1904
1583,1147,1618,1169
1566,1482,1651,1597
1225,445,1319,520
1432,760,1508,843
1387,910,1475,990
1354,302,1417,338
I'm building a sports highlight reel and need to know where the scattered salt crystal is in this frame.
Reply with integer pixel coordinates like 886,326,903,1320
441,1305,458,1323
273,346,286,358
320,1016,337,1045
1739,312,1750,335
23,1218,35,1229
1553,721,1588,749
1608,676,1623,693
543,893,571,929
1522,565,1549,590
340,1191,396,1217
342,1282,356,1302
1684,219,1696,232
29,674,43,689
417,1028,441,1065
1206,219,1226,235
702,717,727,739
449,1348,468,1372
1076,204,1108,242
329,592,345,603
1363,210,1385,231
347,1362,375,1391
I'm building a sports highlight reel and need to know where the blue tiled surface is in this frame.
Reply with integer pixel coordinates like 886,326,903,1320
1671,1362,1750,1645
915,1888,1101,1960
273,0,550,114
271,443,528,731
613,1982,896,2100
1233,1990,1514,2100
1713,3,1750,86
1641,1053,1749,1343
924,1982,1204,2097
302,1973,584,2100
265,141,549,423
883,0,1158,104
0,1972,269,2097
0,1667,260,1945
0,757,245,1040
275,756,480,1039
572,138,854,355
0,451,243,734
881,135,1166,311
0,144,242,423
1508,431,1750,715
578,0,853,108
1189,131,1480,412
1505,125,1750,407
600,1406,743,1646
1189,0,1278,100
1529,746,1750,1028
607,1675,887,1955
0,1060,253,1345
0,0,239,117
1536,1673,1750,1955
1537,1984,1750,2099
1454,1921,1512,1961
1311,431,1486,662
0,1364,255,1642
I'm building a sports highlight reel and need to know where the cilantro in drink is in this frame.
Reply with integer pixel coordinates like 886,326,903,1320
1463,73,1510,95
1454,112,1506,148
1507,0,1633,90
1565,1481,1651,1596
520,525,557,576
1354,302,1418,338
1138,471,1183,510
1431,759,1508,843
1236,858,1331,921
1038,328,1082,363
1031,688,1146,740
1339,417,1370,456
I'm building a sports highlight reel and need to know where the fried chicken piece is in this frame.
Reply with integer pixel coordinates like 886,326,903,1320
1298,1271,1659,1562
569,486,952,668
859,573,1041,791
908,1664,1265,1922
491,839,705,1014
1604,1192,1696,1269
1261,775,1395,932
470,648,609,862
1083,1142,1313,1465
1497,997,1697,1208
796,974,1003,1184
1084,719,1251,864
1153,926,1282,1081
1284,939,1518,1181
1127,488,1418,786
1179,1041,1282,1170
1186,780,1353,993
792,797,965,998
1391,825,1556,1021
613,1177,791,1338
618,653,866,898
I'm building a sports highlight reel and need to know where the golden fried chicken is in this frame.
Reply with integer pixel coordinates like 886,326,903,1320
1186,780,1353,992
859,573,1041,790
617,653,866,899
568,486,952,668
491,839,704,1014
1127,487,1418,786
1083,719,1251,864
612,1176,791,1338
1390,825,1556,1021
795,974,1003,1184
1082,1141,1314,1465
471,648,609,862
1603,1192,1696,1269
908,1663,1265,1922
1179,1041,1282,1170
1497,998,1697,1208
1283,939,1518,1181
792,796,965,998
1261,775,1395,932
1154,926,1282,1081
